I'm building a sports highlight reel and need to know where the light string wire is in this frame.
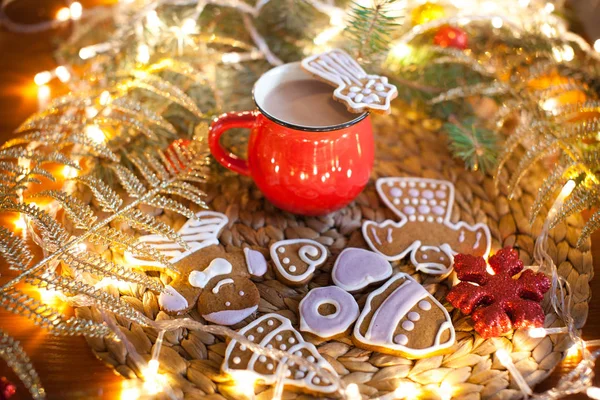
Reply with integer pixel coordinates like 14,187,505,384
6,0,600,399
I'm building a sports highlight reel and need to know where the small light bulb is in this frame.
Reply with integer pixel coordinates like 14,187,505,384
345,383,361,400
495,349,512,365
491,17,503,29
99,91,112,106
544,2,555,13
221,52,241,64
77,243,87,252
34,71,53,86
566,343,580,358
56,7,71,21
528,327,547,338
39,288,57,304
62,166,78,179
390,43,412,59
594,39,600,53
146,10,161,29
137,44,150,64
79,47,96,60
518,0,530,7
14,216,26,231
55,66,71,83
393,382,420,399
587,387,600,400
69,2,83,20
439,381,453,400
181,18,197,35
85,125,105,143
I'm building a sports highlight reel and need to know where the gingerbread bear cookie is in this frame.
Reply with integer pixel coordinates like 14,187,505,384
299,286,359,339
363,177,491,275
301,49,398,115
125,211,267,324
270,239,327,286
353,272,455,358
222,313,338,394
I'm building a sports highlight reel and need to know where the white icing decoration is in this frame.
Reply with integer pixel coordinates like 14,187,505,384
283,257,290,264
363,177,492,276
233,357,241,364
189,258,232,288
331,248,392,292
257,327,264,333
419,300,431,310
393,198,400,205
225,301,231,307
353,273,455,357
240,291,245,296
244,247,268,277
408,312,420,321
124,211,228,268
301,49,397,114
289,338,296,344
202,305,257,325
212,278,234,294
394,334,408,345
276,335,282,341
248,335,254,341
222,313,339,393
402,321,415,331
280,344,287,350
270,239,327,284
158,285,189,312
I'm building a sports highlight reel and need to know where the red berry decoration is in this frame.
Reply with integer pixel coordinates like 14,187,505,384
434,25,468,49
446,247,551,339
0,377,16,400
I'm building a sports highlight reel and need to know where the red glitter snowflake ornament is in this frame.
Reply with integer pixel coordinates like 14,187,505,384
446,247,551,338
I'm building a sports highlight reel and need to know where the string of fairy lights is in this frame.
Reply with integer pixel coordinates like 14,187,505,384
2,0,600,399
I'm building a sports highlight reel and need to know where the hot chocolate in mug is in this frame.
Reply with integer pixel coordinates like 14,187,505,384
208,62,374,216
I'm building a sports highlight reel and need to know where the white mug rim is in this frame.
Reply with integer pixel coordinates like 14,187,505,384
252,62,369,132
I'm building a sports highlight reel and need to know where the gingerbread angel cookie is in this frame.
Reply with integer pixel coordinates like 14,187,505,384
353,272,455,358
222,313,338,394
270,239,327,286
125,211,267,324
363,177,491,275
301,49,398,115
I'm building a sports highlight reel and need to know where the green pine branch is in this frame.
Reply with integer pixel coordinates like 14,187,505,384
445,116,499,173
345,0,400,62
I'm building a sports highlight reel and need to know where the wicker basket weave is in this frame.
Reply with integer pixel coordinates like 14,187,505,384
75,105,593,400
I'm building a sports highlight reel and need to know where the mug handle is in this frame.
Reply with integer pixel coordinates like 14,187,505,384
208,111,258,176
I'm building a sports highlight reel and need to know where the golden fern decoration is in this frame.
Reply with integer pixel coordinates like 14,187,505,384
11,59,206,164
0,129,210,398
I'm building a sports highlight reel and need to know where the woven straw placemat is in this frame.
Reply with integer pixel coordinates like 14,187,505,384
75,106,593,400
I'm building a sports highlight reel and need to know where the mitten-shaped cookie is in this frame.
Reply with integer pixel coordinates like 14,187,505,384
353,272,455,358
363,177,491,275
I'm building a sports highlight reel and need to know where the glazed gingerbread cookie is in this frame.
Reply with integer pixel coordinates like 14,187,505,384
299,286,359,339
331,248,392,292
124,210,228,269
301,49,398,115
353,272,455,358
362,177,491,275
270,239,327,286
222,313,338,394
125,211,267,324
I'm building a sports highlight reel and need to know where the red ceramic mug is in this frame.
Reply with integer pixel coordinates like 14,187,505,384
208,62,374,216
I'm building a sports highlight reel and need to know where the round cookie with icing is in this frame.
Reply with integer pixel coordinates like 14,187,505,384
353,272,455,358
270,239,327,286
299,286,359,339
331,248,392,292
156,245,267,323
222,313,339,395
